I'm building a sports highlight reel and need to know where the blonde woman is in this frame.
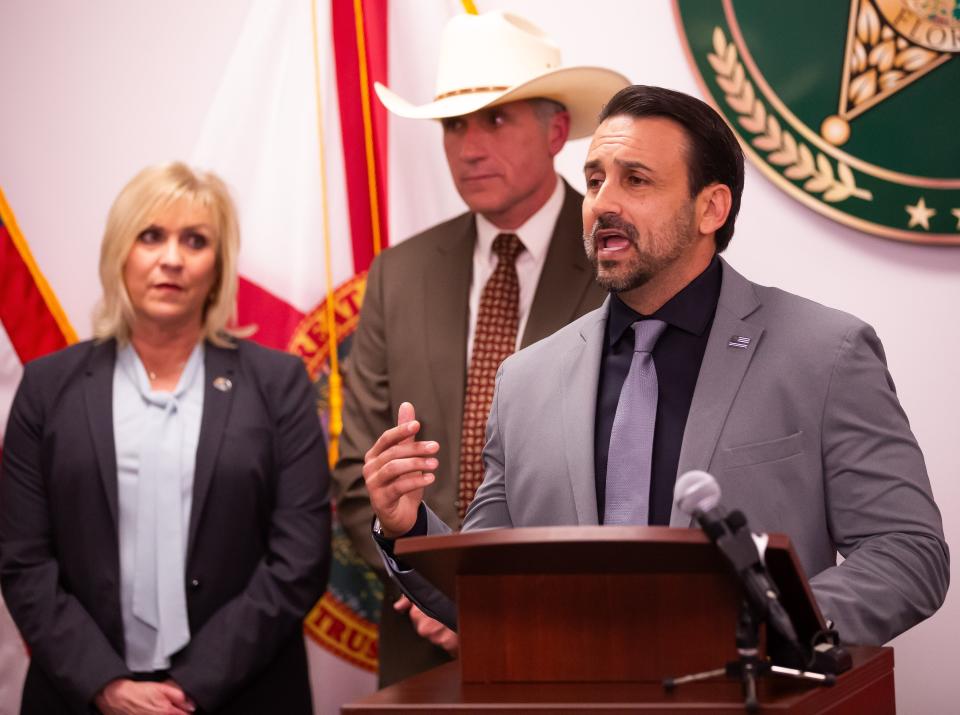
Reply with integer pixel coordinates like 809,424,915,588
0,163,330,714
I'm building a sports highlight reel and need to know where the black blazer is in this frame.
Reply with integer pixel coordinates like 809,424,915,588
0,338,331,714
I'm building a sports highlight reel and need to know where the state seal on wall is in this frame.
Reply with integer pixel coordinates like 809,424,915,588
674,0,960,244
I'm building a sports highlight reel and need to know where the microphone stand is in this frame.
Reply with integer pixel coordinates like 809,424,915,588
662,510,836,713
664,599,835,713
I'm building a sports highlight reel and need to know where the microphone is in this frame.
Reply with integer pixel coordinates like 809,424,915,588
674,469,726,540
674,470,800,647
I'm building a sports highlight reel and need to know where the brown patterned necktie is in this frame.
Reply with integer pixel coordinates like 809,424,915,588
457,233,525,520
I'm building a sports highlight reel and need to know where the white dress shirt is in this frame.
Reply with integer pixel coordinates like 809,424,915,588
467,175,565,361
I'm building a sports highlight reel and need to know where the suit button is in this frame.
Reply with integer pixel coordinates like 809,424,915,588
189,578,201,591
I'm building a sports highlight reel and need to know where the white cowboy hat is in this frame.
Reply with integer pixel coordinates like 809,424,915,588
374,10,630,139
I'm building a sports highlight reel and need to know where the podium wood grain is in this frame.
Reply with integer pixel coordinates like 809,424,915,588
395,527,821,683
351,527,893,713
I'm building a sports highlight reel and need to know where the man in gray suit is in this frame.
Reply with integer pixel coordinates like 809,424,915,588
364,85,949,647
333,10,627,684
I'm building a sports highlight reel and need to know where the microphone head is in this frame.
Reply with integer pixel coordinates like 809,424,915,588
674,470,721,516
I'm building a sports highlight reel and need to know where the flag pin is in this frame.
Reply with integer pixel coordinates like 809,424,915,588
213,376,233,392
728,336,751,349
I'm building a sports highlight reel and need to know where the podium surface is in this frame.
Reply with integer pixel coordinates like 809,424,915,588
395,527,824,683
345,527,894,713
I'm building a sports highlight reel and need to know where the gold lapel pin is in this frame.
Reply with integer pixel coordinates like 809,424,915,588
213,376,233,392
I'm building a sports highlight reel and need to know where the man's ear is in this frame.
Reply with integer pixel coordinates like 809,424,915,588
547,110,571,156
697,183,732,236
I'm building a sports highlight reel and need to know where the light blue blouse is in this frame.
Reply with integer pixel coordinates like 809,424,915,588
113,343,204,671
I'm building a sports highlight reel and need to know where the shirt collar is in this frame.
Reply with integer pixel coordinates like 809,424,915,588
474,174,563,263
117,341,206,403
608,254,722,347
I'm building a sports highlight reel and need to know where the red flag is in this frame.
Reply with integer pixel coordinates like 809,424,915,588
0,185,77,715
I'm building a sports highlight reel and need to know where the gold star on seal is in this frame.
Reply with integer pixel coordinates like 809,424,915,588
952,209,960,231
905,197,936,230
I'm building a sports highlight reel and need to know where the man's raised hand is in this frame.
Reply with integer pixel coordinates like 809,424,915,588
362,402,439,537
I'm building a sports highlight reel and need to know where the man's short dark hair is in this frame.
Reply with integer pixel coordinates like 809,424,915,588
598,85,744,252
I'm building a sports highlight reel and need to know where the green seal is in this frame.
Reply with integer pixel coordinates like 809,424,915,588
674,0,960,244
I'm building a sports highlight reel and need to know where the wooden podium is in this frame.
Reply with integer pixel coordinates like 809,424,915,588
344,527,895,713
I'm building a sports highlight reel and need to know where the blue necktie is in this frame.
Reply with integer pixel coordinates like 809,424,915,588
605,319,667,525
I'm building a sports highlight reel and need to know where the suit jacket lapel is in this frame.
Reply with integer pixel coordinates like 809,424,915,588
84,339,119,530
424,216,473,469
522,181,594,348
560,300,609,525
671,259,763,526
188,341,238,556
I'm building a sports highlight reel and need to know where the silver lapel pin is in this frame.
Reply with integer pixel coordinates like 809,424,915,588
727,336,751,349
213,376,233,392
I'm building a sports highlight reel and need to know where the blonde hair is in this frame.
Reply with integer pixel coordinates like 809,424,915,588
93,162,244,347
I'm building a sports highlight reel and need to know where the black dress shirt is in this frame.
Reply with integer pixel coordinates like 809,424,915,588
594,256,721,525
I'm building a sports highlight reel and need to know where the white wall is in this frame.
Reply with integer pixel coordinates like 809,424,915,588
1,2,956,712
0,0,252,331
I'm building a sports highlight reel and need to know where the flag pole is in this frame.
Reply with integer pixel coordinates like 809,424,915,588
310,0,343,466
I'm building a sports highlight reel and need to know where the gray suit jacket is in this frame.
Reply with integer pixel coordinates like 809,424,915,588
387,258,949,646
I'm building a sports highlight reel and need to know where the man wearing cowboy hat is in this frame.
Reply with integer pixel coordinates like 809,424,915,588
332,10,628,685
